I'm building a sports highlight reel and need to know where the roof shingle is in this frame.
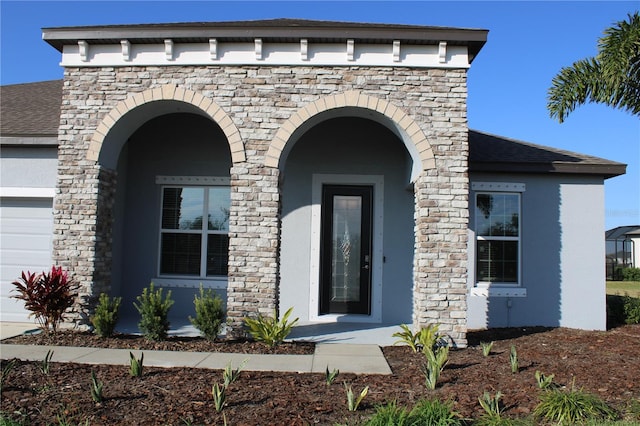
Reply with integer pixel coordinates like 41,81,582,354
0,80,62,137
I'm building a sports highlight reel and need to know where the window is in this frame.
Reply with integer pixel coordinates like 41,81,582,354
475,192,520,285
159,186,230,277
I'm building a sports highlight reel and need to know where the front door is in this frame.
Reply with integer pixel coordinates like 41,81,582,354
319,185,373,315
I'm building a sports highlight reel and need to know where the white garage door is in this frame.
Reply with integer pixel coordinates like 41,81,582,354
0,197,53,322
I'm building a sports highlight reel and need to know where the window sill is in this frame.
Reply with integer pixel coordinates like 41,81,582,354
470,286,526,298
153,277,227,289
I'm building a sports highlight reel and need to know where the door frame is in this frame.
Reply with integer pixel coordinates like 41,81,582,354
309,174,384,323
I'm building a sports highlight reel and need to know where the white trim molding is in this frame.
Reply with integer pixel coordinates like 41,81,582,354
309,174,384,323
153,277,227,290
472,182,526,192
0,187,55,198
59,40,471,68
155,176,230,186
470,286,527,298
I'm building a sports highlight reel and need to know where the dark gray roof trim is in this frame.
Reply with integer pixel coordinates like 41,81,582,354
606,225,640,239
469,130,626,179
43,18,488,62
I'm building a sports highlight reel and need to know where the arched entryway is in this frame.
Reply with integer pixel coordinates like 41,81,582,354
91,86,240,323
275,108,432,342
113,113,232,320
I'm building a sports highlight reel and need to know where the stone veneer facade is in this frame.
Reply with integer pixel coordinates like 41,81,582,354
53,64,470,345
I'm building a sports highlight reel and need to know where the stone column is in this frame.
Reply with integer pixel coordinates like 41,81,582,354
226,163,280,335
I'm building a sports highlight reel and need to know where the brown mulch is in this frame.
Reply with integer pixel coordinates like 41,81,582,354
2,330,315,355
2,325,640,425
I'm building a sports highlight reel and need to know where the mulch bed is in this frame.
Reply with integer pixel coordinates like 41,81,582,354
2,325,639,425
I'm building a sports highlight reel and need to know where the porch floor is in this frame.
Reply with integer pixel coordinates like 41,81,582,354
117,316,402,346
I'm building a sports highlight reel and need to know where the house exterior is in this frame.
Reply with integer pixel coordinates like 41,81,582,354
606,225,640,279
0,19,625,345
0,80,61,322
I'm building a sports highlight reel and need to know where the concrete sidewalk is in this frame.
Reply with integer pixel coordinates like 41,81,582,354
0,342,392,375
0,322,392,374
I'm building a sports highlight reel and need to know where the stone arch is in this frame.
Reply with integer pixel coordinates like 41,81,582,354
265,90,435,182
87,84,245,168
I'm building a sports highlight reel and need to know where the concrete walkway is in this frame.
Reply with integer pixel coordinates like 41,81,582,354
0,323,392,375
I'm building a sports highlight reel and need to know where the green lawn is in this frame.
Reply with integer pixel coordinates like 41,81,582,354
607,281,640,298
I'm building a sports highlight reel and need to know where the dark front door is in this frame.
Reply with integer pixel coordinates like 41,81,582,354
319,185,373,315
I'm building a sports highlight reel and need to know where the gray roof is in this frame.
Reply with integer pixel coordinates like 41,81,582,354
0,80,62,139
43,18,488,62
469,130,626,178
606,225,640,239
0,80,627,178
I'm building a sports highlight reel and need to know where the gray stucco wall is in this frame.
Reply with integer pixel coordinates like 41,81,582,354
0,147,58,188
467,173,606,330
280,117,414,324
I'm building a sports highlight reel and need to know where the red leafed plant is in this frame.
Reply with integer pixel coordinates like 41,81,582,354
12,266,78,333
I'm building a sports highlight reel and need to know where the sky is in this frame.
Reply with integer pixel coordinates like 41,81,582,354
1,0,638,230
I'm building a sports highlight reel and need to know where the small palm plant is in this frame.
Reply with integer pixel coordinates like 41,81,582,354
392,323,442,354
243,307,298,347
478,391,505,424
345,383,369,411
509,345,519,373
480,341,494,357
129,352,144,377
422,345,449,390
39,350,54,375
90,370,104,403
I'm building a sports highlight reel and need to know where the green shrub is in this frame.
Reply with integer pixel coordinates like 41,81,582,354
622,267,640,281
133,283,174,341
366,399,462,426
534,386,617,425
11,266,78,333
243,306,298,347
409,399,462,425
91,293,122,338
623,295,640,324
365,401,410,426
189,286,225,341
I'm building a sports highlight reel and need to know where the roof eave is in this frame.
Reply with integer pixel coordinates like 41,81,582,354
470,162,627,179
42,21,488,60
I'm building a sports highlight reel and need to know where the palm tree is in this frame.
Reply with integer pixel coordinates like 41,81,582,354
547,12,640,123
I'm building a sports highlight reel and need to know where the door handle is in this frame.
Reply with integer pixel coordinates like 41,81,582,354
363,254,370,269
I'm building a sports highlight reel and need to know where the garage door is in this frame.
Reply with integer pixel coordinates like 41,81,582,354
0,197,53,322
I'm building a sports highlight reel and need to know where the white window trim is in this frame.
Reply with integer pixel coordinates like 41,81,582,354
309,174,384,323
156,176,230,286
471,182,526,298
